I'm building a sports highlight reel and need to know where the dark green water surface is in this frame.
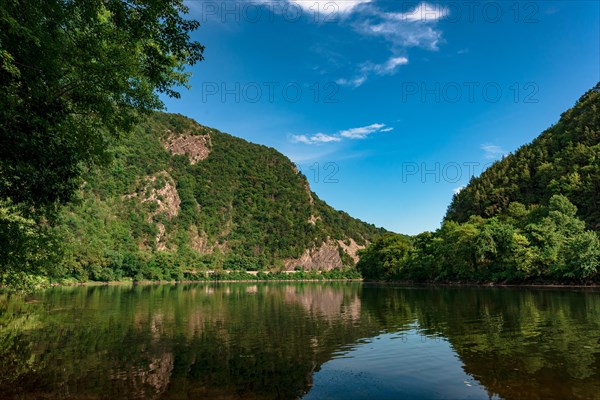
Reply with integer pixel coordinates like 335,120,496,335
1,283,599,399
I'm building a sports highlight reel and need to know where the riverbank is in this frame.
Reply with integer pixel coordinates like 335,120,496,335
54,278,600,289
44,270,363,288
6,276,599,294
362,280,600,289
53,278,363,287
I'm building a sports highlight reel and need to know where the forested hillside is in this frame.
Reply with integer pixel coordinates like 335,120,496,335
358,84,600,283
55,113,384,282
446,84,600,229
0,0,379,288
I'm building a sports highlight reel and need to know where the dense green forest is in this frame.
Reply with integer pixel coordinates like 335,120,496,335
447,83,600,229
358,85,600,283
2,112,383,290
54,113,383,283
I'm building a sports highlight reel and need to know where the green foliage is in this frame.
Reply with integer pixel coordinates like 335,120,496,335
0,199,59,291
0,1,203,290
47,113,383,282
0,0,204,207
357,234,412,280
358,196,600,283
446,83,600,230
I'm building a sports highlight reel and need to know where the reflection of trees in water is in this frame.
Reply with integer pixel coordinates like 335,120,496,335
360,286,600,400
0,283,377,399
1,285,600,399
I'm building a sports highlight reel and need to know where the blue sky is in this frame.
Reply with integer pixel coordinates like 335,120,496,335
164,0,600,235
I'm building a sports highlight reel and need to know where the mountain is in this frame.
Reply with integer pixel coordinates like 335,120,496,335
446,83,600,229
357,84,600,283
55,112,384,281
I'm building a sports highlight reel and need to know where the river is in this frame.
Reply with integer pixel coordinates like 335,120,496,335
1,283,599,399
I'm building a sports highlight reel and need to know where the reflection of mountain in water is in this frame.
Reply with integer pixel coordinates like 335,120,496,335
1,284,600,399
0,283,380,399
282,285,361,321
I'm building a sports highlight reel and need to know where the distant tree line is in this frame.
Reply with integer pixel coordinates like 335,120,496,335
358,195,599,283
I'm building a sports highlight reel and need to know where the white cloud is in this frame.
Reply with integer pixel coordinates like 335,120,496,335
337,56,408,87
289,0,371,14
481,144,506,159
312,133,342,143
291,135,312,145
291,133,341,145
368,56,409,75
291,123,393,144
335,76,367,87
359,20,444,50
339,123,386,139
336,2,448,86
355,2,449,50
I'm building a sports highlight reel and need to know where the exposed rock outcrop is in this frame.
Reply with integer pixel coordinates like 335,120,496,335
284,241,343,271
308,214,321,225
163,130,211,164
126,171,181,250
140,172,181,222
284,238,367,270
337,238,363,264
188,225,213,254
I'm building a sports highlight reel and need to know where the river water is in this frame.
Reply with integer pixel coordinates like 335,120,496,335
1,283,599,399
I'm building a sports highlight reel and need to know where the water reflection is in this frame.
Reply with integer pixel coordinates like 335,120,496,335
0,284,599,399
304,331,495,400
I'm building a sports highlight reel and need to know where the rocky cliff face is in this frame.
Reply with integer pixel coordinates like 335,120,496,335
284,239,365,271
285,241,344,271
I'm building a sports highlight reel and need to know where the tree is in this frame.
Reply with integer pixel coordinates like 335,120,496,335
0,199,61,290
0,0,204,207
0,0,203,289
357,233,412,280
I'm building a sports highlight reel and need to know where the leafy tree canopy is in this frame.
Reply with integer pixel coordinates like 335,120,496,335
358,196,600,283
0,0,203,290
0,0,204,207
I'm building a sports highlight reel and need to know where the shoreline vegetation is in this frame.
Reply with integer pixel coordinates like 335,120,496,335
14,277,600,292
1,269,364,292
72,281,600,288
362,281,600,289
52,277,363,287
